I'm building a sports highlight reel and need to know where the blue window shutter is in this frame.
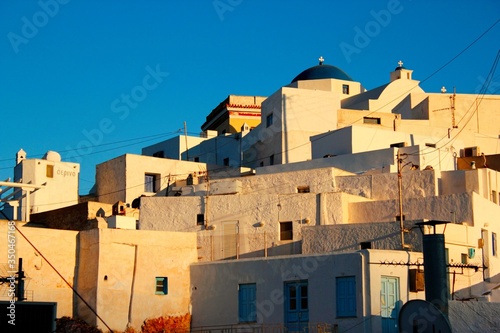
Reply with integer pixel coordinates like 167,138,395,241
336,276,356,317
239,284,257,322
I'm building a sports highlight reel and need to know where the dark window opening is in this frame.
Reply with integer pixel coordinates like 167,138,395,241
223,158,230,166
269,155,274,165
153,151,164,158
360,241,372,249
280,221,293,241
297,186,310,193
197,214,204,226
363,117,381,125
266,114,273,127
390,142,406,148
342,84,350,94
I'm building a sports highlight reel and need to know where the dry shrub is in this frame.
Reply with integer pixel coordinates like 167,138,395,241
141,313,191,333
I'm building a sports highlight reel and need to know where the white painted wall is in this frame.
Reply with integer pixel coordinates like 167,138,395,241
0,221,78,318
96,154,209,205
190,250,426,332
13,155,79,216
76,228,197,331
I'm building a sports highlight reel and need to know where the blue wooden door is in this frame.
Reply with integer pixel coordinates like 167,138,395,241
381,276,400,333
285,280,308,332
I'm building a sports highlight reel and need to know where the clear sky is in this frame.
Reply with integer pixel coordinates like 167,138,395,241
0,0,499,194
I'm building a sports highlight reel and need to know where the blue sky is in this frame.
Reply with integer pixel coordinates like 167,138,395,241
0,0,499,194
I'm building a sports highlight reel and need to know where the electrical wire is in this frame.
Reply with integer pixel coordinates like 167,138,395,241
0,210,113,332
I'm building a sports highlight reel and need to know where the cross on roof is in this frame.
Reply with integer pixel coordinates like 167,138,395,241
319,56,324,65
398,60,403,67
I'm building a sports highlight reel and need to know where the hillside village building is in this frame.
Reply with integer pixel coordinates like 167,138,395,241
1,58,500,332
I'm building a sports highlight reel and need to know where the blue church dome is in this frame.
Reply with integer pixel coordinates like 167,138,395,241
291,59,354,83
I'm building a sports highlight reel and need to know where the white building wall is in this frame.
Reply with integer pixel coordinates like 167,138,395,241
189,253,364,328
190,250,426,332
76,228,197,331
96,154,209,205
0,221,78,318
13,155,79,216
242,86,341,168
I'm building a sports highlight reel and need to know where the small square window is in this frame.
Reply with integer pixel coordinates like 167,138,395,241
152,151,164,158
223,158,230,166
360,242,372,249
194,157,200,162
197,214,204,226
280,221,293,241
266,114,273,127
461,253,468,264
342,84,350,94
297,186,310,193
46,165,54,178
155,277,168,295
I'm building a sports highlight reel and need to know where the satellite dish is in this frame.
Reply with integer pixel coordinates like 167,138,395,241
398,300,452,333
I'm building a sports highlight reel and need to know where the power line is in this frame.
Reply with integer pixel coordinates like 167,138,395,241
0,210,113,332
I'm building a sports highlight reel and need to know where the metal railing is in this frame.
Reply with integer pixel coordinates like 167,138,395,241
190,322,335,333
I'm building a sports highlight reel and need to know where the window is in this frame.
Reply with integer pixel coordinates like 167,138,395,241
266,114,273,127
425,143,436,148
493,233,497,257
223,157,230,166
46,165,54,178
269,155,274,165
197,214,204,226
280,221,293,241
461,253,468,264
336,276,356,317
363,117,381,125
238,283,256,322
152,151,164,158
492,191,498,204
342,84,350,94
360,241,372,249
145,174,157,193
194,157,200,162
390,142,406,148
155,277,168,295
297,186,310,193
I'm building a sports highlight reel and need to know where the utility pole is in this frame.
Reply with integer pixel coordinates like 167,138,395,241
397,150,409,250
184,121,189,161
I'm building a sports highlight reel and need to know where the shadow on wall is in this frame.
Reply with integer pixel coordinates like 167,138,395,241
453,272,500,301
224,241,303,260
